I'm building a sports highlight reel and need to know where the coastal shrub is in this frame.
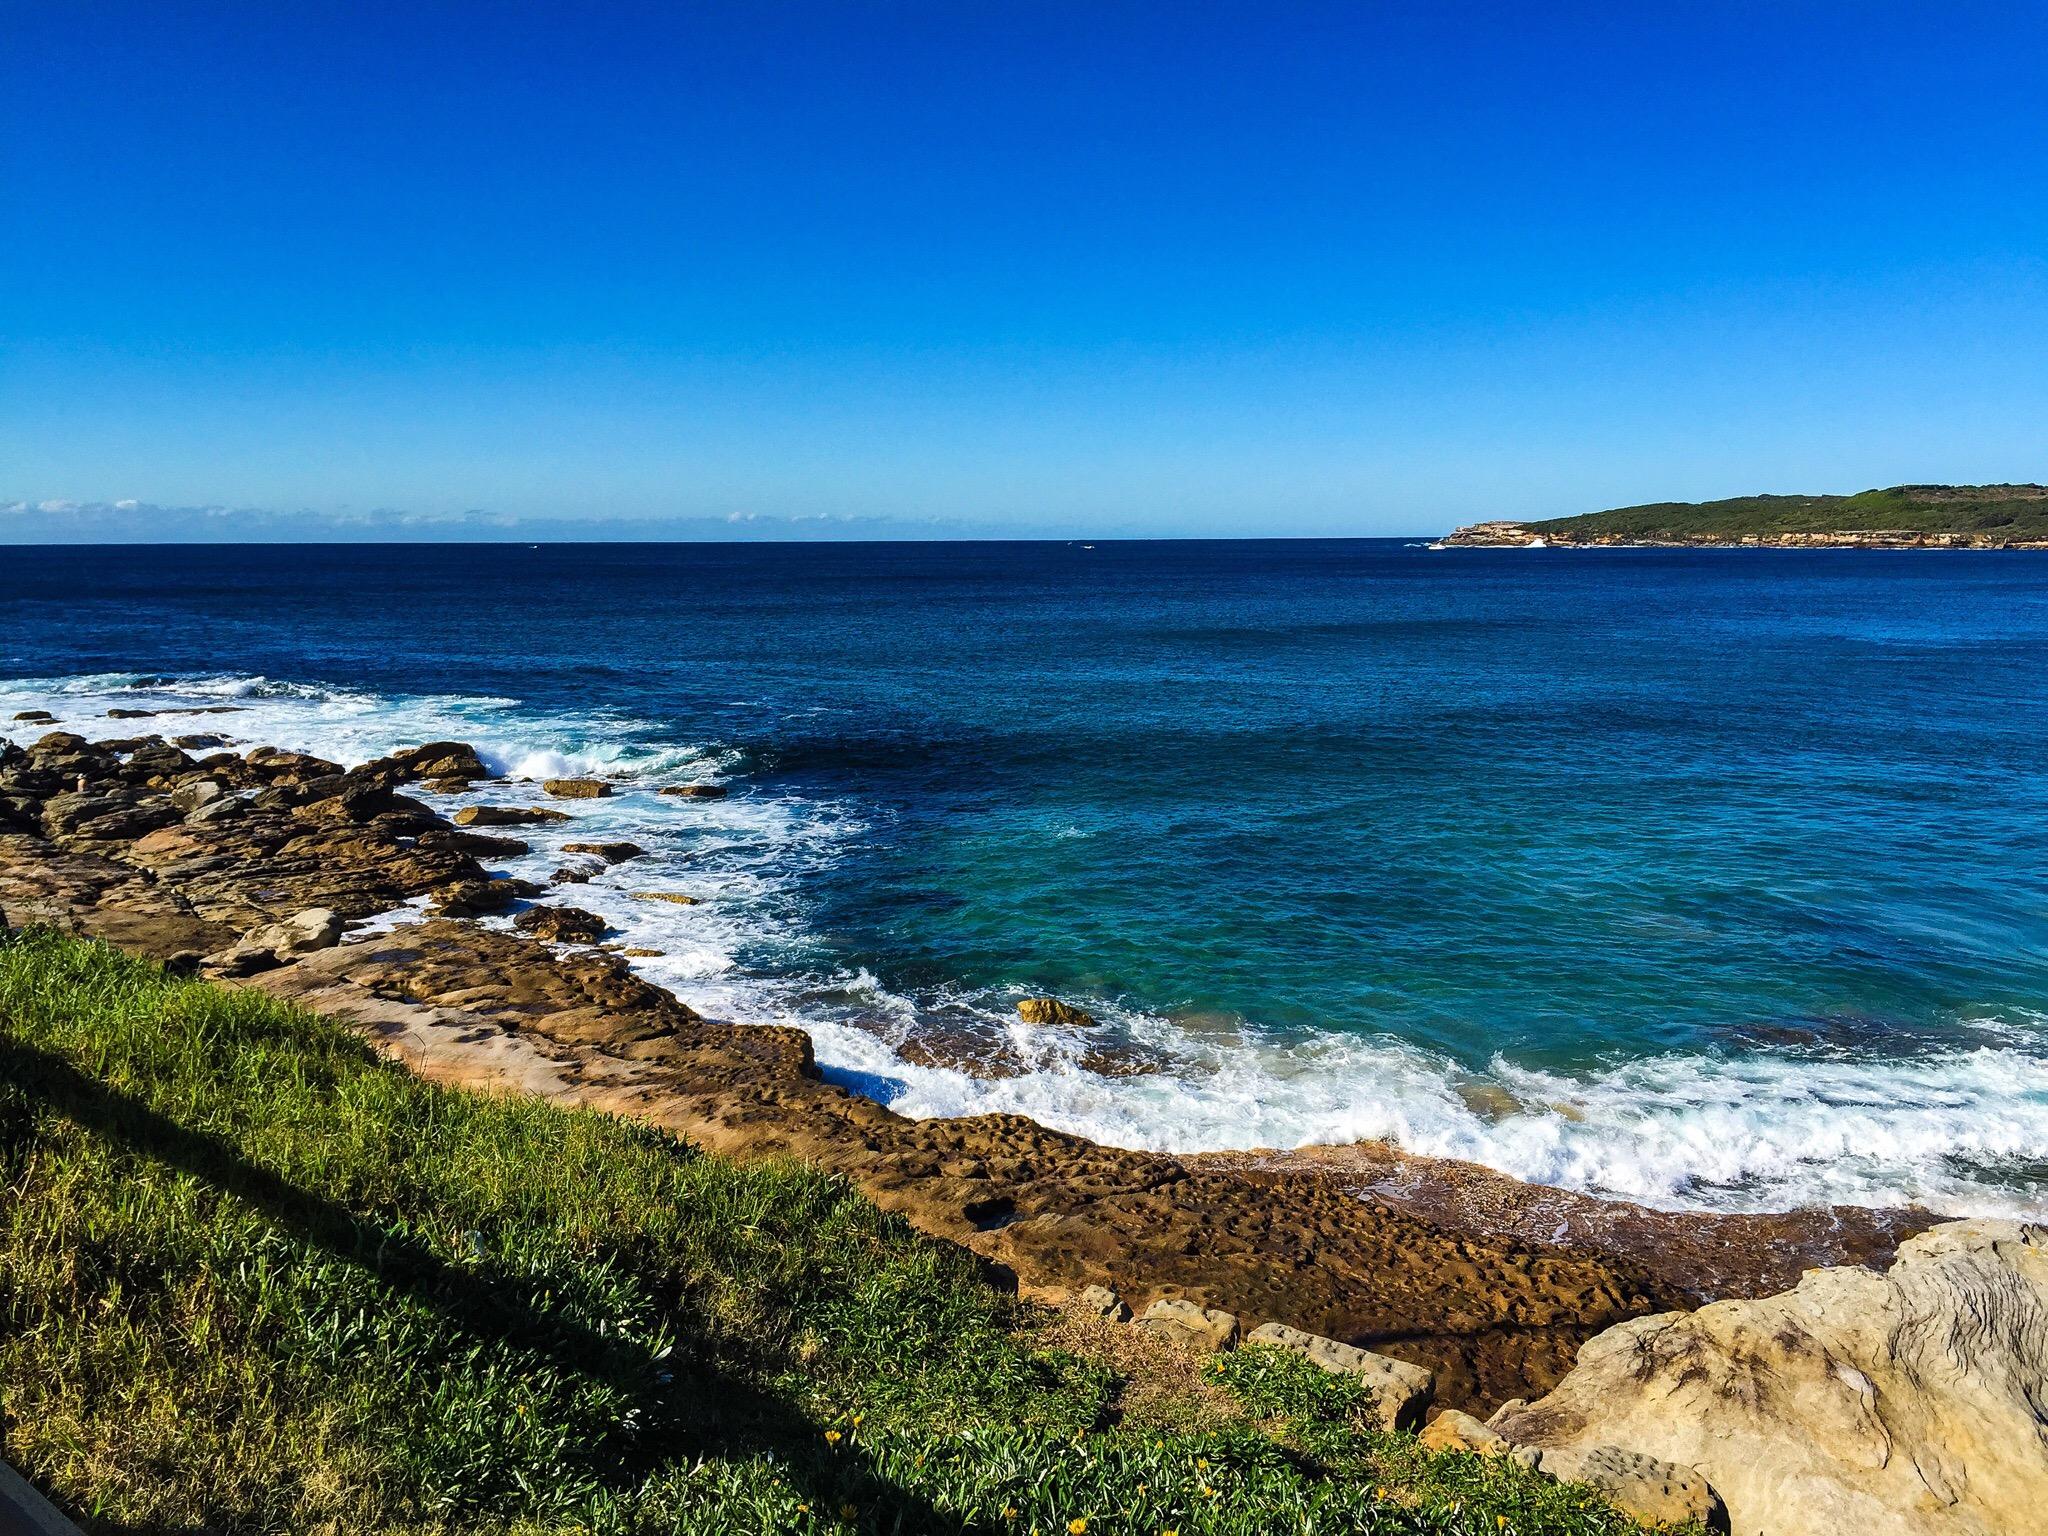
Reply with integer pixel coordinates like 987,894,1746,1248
0,928,1680,1534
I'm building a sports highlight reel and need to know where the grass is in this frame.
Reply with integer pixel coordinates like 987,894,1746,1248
1531,483,2048,542
0,927,1677,1535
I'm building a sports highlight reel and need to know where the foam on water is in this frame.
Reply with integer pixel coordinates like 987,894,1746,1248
9,669,2048,1219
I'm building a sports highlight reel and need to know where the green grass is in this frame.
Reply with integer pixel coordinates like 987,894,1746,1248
1531,483,2048,542
0,928,1673,1535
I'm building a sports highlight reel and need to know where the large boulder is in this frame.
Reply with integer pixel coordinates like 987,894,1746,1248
1490,1219,2048,1536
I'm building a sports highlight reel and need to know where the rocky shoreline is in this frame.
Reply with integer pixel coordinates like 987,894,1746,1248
0,721,1934,1416
1442,519,2048,549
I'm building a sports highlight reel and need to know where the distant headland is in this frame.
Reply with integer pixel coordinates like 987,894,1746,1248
1444,483,2048,549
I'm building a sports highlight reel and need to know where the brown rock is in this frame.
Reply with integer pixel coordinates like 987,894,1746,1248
11,710,54,723
451,805,570,827
1017,996,1098,1028
659,784,728,799
430,879,521,917
542,778,611,799
562,841,646,863
633,891,700,905
514,905,609,944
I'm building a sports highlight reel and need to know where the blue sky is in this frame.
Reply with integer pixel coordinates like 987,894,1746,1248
4,1,2045,541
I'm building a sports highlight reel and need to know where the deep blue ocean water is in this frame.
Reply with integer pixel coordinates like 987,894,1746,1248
7,539,2048,1214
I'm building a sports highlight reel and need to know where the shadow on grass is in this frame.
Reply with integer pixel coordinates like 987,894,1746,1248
1,1033,989,1536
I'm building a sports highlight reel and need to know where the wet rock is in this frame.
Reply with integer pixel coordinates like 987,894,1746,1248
1135,1297,1239,1353
1078,1283,1129,1322
621,946,663,957
633,891,700,905
659,784,728,799
12,710,54,723
172,733,229,750
451,805,570,828
563,840,645,863
542,778,610,799
1491,1218,2048,1536
1243,1320,1434,1430
107,707,157,719
1017,996,1098,1028
356,741,492,787
416,828,529,857
549,865,593,884
514,905,609,944
430,879,521,917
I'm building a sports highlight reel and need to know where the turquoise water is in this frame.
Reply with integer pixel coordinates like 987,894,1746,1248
6,539,2048,1214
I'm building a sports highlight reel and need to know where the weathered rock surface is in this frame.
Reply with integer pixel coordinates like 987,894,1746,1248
514,904,609,944
542,778,611,799
1244,1320,1434,1430
451,805,570,828
1491,1219,2048,1536
1136,1297,1240,1353
659,783,727,799
1078,1283,1129,1322
1524,1444,1725,1531
209,908,345,976
1017,996,1098,1028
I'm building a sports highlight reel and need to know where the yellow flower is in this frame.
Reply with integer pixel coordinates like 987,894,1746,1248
1497,1520,1510,1532
1002,1509,1018,1521
1196,1458,1209,1470
1163,1530,1179,1536
823,1429,842,1444
1069,1522,1089,1535
852,1413,864,1426
796,1505,809,1514
841,1504,856,1519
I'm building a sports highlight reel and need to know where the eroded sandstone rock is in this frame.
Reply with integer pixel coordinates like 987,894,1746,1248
659,784,728,799
514,905,609,944
1136,1297,1240,1353
1078,1283,1129,1322
1490,1219,2048,1536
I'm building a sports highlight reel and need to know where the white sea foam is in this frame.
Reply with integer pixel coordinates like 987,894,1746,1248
9,669,2048,1219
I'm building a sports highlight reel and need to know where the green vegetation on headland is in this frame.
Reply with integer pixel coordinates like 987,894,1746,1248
0,929,1672,1535
1446,483,2048,547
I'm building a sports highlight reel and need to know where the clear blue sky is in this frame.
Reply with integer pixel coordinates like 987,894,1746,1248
5,1,2045,541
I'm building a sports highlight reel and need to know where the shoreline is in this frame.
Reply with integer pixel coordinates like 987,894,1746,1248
1442,519,2048,550
0,718,1939,1411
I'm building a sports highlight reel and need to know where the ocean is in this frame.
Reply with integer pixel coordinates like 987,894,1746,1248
7,538,2048,1217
